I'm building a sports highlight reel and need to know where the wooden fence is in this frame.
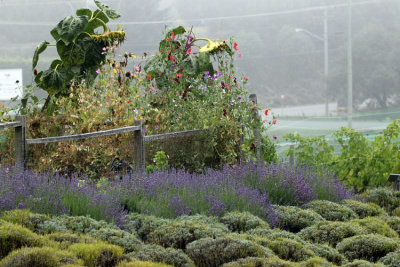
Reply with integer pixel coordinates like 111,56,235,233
0,116,211,171
0,94,262,171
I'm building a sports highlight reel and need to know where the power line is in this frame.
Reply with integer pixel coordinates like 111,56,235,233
0,0,394,26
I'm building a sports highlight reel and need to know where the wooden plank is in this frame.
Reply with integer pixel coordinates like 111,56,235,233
144,129,203,142
26,125,141,144
133,120,145,171
0,121,21,130
14,115,26,169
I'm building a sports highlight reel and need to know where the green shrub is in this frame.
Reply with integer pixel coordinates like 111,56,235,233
274,206,325,233
350,217,398,238
0,246,82,267
126,244,194,267
298,221,367,247
247,227,306,244
304,243,346,265
176,214,221,225
300,257,335,267
148,220,228,249
220,211,269,233
88,228,142,253
37,215,119,234
381,216,400,235
68,242,124,267
303,200,358,221
0,223,47,259
378,251,400,267
342,260,386,266
336,234,399,262
265,238,315,262
362,188,400,212
185,237,273,267
222,257,301,267
117,260,172,267
0,209,49,232
123,213,171,241
342,200,387,219
46,232,96,249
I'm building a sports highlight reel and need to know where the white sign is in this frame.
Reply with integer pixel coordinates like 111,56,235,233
0,69,23,101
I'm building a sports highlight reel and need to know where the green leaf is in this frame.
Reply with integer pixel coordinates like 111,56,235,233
56,39,86,67
76,8,92,18
54,16,89,45
50,59,62,69
93,9,109,24
50,28,60,41
169,26,186,35
34,71,43,84
198,52,214,73
32,41,50,69
94,0,120,20
40,66,68,94
31,96,39,104
181,55,199,76
80,37,104,68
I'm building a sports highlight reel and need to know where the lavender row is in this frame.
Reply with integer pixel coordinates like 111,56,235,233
0,163,352,227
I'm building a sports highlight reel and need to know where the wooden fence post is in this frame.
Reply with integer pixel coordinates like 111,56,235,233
14,115,26,170
249,94,262,164
134,120,145,171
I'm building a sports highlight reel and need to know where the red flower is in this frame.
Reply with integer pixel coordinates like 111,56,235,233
238,53,242,58
273,119,277,124
127,100,130,104
176,73,183,77
187,48,192,55
147,75,151,80
233,42,238,51
263,120,266,123
170,56,175,61
265,109,269,116
159,73,162,76
243,77,249,81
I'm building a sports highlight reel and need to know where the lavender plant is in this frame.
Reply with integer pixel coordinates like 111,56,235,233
0,162,351,228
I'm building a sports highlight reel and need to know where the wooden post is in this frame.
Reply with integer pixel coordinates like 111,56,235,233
134,120,145,171
14,115,26,170
249,94,262,164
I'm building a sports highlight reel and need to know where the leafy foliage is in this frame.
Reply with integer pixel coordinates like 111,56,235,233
285,120,400,192
32,0,124,112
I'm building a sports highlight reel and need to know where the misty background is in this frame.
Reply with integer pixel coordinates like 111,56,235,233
1,0,399,152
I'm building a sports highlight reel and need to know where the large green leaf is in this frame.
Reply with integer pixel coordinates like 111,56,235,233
54,16,89,45
76,8,92,18
198,52,214,73
94,0,120,20
80,37,104,68
56,39,86,67
40,65,68,94
182,55,199,76
32,41,49,69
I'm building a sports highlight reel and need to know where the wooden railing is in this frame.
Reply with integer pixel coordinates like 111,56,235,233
0,94,261,171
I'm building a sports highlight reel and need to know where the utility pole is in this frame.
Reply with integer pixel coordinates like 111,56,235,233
347,0,353,128
324,8,329,117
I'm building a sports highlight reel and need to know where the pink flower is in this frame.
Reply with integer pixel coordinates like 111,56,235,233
112,45,117,50
238,53,242,58
243,77,249,82
273,136,277,140
96,68,101,74
105,32,109,36
233,42,239,51
273,119,277,124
